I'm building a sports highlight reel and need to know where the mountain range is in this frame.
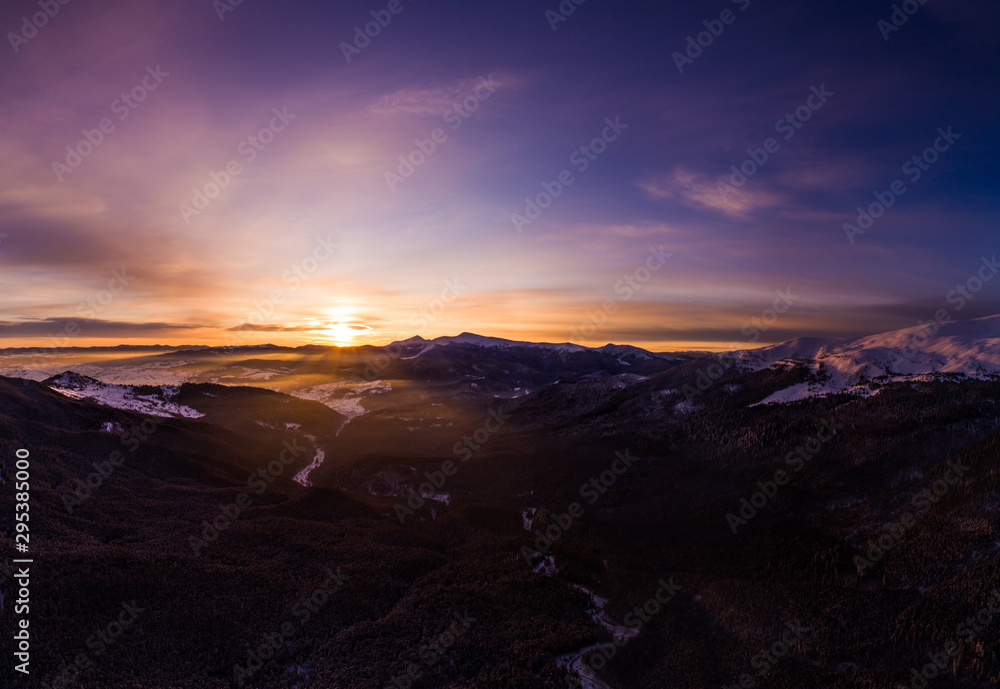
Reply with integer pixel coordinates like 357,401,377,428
9,316,999,423
2,317,1000,688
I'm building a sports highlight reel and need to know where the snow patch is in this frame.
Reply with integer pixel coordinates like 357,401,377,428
46,373,204,418
291,380,391,418
293,434,325,487
533,555,556,577
737,315,1000,406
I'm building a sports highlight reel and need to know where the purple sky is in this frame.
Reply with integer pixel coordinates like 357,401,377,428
1,0,998,350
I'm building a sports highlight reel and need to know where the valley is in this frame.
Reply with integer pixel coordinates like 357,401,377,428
1,321,999,687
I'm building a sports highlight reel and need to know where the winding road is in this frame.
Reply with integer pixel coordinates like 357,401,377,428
555,585,639,689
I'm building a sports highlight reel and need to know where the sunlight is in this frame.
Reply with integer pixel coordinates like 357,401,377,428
312,305,367,345
319,322,360,345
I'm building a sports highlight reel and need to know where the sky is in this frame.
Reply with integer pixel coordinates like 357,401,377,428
0,0,998,352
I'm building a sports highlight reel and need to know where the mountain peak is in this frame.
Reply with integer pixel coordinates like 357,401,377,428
742,314,1000,405
42,371,105,389
432,333,520,347
390,335,429,345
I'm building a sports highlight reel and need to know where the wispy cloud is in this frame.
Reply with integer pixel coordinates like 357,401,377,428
369,73,516,115
638,168,785,219
0,318,203,337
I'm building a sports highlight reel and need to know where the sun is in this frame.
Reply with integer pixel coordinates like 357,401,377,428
319,322,360,345
311,305,369,345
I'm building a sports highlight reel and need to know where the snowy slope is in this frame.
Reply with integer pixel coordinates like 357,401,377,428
427,332,590,353
43,372,205,418
416,332,685,362
596,343,659,360
290,380,391,418
739,315,1000,405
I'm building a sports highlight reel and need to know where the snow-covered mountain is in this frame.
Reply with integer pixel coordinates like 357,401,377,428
407,332,637,356
43,372,205,418
429,332,579,350
388,332,690,384
392,332,686,369
737,315,1000,405
21,318,1000,414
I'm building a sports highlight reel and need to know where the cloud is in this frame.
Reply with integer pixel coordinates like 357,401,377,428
227,322,374,333
369,73,514,116
638,168,784,219
226,323,320,332
0,318,203,338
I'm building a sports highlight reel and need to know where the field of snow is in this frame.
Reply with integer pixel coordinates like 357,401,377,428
740,315,1000,405
46,373,205,418
291,380,391,418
